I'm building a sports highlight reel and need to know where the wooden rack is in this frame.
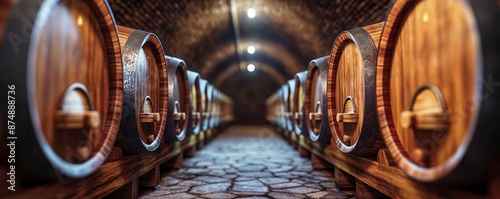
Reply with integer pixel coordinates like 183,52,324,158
5,130,217,199
281,130,496,199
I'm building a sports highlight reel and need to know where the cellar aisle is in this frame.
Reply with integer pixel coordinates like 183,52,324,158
139,126,354,199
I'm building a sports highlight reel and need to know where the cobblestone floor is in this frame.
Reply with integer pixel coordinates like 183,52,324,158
140,125,355,199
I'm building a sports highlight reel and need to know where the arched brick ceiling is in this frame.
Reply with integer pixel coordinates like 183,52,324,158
108,0,392,124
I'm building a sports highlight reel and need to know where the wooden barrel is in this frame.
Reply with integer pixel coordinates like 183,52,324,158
327,22,384,156
376,0,500,184
164,56,190,142
220,93,234,124
305,56,331,143
271,92,279,127
187,71,202,135
285,79,296,133
0,0,122,179
203,83,214,131
266,90,280,129
117,26,167,153
293,71,308,135
212,89,221,129
279,84,290,131
199,79,211,132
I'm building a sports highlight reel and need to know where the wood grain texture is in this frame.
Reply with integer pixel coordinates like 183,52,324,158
356,179,390,199
376,0,500,184
104,178,138,199
335,166,356,190
327,22,384,156
0,0,123,179
187,71,202,135
138,166,160,187
105,147,123,163
293,71,308,135
311,152,334,170
7,129,199,198
305,56,331,143
300,141,490,199
377,148,396,167
164,56,191,142
117,26,168,153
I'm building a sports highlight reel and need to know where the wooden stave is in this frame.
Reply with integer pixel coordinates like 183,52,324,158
187,70,202,135
117,26,168,153
305,56,332,143
164,56,191,142
293,71,308,136
285,79,296,133
375,0,500,184
0,0,123,179
327,23,384,156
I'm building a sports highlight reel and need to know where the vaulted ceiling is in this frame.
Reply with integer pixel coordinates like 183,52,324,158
108,0,392,124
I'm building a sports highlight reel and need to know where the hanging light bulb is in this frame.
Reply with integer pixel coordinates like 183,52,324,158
247,45,256,54
247,64,256,72
247,8,256,19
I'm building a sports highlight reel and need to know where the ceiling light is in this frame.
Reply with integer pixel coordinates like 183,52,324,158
247,8,256,19
247,64,256,72
247,45,256,54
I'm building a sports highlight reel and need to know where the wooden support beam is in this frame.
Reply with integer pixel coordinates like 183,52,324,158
335,166,356,190
10,144,181,198
356,179,390,199
104,178,138,199
138,166,160,188
161,152,183,170
298,135,311,158
184,145,196,157
311,152,334,170
197,132,205,149
290,132,298,149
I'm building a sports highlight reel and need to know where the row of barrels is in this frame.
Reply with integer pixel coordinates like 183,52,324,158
266,0,500,186
0,0,233,180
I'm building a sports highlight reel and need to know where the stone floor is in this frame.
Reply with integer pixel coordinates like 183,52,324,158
139,125,355,199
